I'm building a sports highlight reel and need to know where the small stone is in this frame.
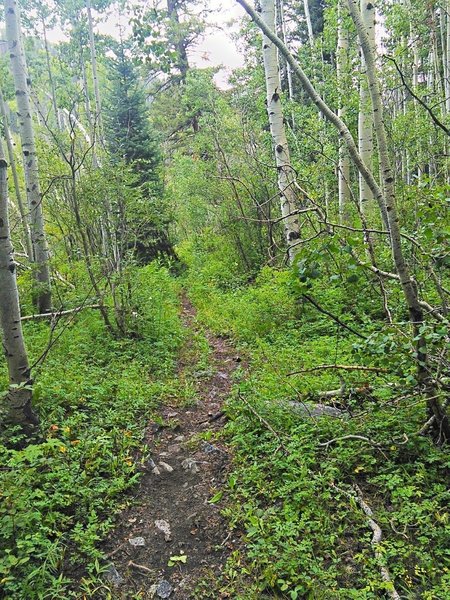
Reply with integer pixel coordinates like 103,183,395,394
174,435,184,442
201,442,219,454
152,466,161,475
155,519,172,541
167,411,178,418
181,458,200,474
128,536,146,547
159,461,174,473
104,563,124,586
167,444,181,454
156,579,173,598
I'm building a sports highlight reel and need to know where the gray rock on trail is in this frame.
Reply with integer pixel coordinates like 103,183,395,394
201,441,219,454
181,458,200,474
286,401,345,419
156,580,173,598
159,461,174,473
155,519,172,541
148,458,161,475
104,563,124,586
128,536,146,547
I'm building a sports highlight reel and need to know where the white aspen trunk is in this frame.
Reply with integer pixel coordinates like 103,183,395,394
236,0,450,438
0,88,33,260
0,135,37,428
337,0,351,223
347,0,449,437
42,17,61,130
86,0,103,145
446,1,450,113
278,0,294,101
4,0,52,313
261,0,300,263
358,0,375,213
303,0,314,45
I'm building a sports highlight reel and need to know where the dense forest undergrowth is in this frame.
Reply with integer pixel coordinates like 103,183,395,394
1,0,450,597
1,257,449,598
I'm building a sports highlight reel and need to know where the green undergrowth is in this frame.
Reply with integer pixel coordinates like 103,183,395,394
183,257,450,599
0,264,184,599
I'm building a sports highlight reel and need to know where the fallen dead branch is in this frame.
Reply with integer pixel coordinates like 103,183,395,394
239,392,287,453
332,483,401,600
287,364,389,376
21,304,101,321
127,560,153,574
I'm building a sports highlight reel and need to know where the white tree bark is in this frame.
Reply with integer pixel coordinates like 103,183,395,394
303,0,314,45
261,0,300,263
446,1,450,113
4,0,52,313
0,135,37,428
337,0,351,223
278,0,294,101
236,0,449,439
86,0,103,146
358,0,375,213
0,88,33,260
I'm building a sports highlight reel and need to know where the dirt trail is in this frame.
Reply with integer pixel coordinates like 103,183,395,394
102,296,242,599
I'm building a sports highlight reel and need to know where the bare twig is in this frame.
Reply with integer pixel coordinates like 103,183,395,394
21,304,101,321
332,483,401,600
287,364,389,376
238,392,287,453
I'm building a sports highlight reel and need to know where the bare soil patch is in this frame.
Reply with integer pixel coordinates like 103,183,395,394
101,296,242,599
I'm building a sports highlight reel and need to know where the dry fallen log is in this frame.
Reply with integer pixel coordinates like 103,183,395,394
21,304,101,321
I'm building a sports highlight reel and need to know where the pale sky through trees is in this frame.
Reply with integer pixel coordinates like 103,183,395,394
44,0,246,87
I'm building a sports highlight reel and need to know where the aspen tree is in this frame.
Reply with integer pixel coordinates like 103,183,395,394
358,0,375,213
303,0,314,45
0,135,37,429
0,87,33,260
86,0,103,144
261,0,300,263
337,0,350,222
236,0,449,438
4,0,52,313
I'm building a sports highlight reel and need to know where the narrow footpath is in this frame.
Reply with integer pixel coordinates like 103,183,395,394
102,296,243,599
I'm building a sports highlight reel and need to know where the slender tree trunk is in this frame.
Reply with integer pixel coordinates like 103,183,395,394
261,0,300,263
4,0,52,313
0,88,33,260
0,135,37,429
167,0,190,81
278,0,294,101
86,0,103,144
446,1,450,114
337,0,351,223
347,0,449,439
303,0,314,45
236,0,449,439
358,0,375,214
42,17,61,130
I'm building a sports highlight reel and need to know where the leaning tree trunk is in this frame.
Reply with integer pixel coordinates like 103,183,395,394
0,135,37,429
0,87,33,260
4,0,52,313
337,0,351,223
261,0,300,264
348,0,449,440
358,0,375,215
236,0,449,440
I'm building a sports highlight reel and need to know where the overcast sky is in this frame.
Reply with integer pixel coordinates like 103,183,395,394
46,0,246,88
